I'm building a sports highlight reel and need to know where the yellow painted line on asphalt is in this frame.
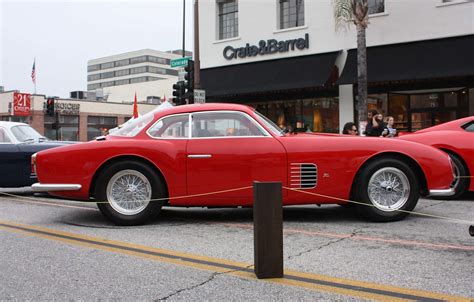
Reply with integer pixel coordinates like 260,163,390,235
0,220,470,301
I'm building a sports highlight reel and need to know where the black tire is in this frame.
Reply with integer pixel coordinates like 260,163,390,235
95,161,166,226
446,153,469,200
354,158,419,222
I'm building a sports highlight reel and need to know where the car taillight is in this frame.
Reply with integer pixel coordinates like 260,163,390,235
31,153,37,175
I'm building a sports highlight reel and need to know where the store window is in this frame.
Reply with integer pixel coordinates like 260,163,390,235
250,98,339,133
368,0,384,14
279,0,305,30
44,115,79,141
87,116,118,140
217,0,239,40
1,116,29,123
388,94,408,132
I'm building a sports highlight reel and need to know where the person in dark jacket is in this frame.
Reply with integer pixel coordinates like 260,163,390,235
365,110,386,137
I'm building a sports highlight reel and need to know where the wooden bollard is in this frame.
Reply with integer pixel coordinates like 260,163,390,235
253,181,283,279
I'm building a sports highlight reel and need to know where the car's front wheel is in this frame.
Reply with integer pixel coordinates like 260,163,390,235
95,161,165,226
354,158,419,222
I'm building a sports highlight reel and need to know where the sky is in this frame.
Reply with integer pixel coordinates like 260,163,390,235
0,0,194,98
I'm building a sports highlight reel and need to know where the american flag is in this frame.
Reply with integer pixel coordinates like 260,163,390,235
31,59,36,84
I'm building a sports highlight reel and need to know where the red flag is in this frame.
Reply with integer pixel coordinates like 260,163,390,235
162,94,166,103
133,93,138,118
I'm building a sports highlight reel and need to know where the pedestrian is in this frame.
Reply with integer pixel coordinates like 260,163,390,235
365,110,386,137
383,116,397,137
342,122,358,135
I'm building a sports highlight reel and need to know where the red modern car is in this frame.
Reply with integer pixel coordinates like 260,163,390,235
32,104,455,225
397,117,474,199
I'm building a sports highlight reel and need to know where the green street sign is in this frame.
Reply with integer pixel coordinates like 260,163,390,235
170,57,191,68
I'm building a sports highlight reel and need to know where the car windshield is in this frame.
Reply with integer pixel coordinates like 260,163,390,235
253,110,284,137
113,112,155,137
11,125,48,142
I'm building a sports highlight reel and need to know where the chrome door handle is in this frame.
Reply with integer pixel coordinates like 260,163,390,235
187,154,212,158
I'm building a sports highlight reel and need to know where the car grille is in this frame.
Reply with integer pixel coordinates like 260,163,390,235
290,163,318,189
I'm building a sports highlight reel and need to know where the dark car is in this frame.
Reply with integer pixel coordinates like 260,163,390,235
0,121,75,187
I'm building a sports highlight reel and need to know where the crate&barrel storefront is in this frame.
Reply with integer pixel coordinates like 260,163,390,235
201,35,473,133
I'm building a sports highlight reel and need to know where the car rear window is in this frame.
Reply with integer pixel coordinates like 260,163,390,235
461,121,474,132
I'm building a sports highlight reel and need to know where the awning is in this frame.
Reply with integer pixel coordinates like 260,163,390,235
201,52,339,97
337,35,474,85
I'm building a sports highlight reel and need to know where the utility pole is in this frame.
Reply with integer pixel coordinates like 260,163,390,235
182,0,186,58
194,0,200,89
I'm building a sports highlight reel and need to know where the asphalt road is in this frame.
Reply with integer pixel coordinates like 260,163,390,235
0,189,472,301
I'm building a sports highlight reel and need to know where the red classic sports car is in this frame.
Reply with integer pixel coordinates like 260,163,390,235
397,117,474,199
32,103,455,225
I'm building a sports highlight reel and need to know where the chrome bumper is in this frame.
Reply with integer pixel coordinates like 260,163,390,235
32,183,82,192
428,188,455,197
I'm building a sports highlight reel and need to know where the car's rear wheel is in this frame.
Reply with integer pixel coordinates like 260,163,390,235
354,158,419,222
95,161,165,226
446,153,469,200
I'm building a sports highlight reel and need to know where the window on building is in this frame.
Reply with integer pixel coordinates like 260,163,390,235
146,77,162,82
88,83,101,90
87,116,117,140
115,69,130,77
130,66,147,74
217,0,239,40
100,62,114,70
101,71,115,79
88,64,101,72
130,77,148,84
148,66,166,74
130,56,147,64
368,0,384,14
88,74,101,81
115,79,130,86
166,69,179,76
279,0,304,29
44,115,79,141
148,56,169,65
115,58,130,67
101,81,115,87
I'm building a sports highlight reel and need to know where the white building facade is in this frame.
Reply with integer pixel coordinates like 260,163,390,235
87,49,190,103
198,0,473,133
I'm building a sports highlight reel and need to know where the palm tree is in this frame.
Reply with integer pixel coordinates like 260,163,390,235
333,0,369,134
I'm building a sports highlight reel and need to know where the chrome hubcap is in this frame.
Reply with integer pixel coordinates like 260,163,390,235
106,169,152,215
368,167,410,211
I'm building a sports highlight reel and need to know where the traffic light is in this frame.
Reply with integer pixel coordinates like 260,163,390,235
46,98,55,116
184,59,194,104
172,81,186,105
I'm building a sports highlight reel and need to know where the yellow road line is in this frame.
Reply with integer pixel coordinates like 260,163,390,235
0,220,470,301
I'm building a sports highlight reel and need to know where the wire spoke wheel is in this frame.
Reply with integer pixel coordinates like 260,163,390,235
106,169,152,216
367,167,410,212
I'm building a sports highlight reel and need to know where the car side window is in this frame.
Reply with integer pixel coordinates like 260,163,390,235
0,128,11,143
191,112,266,138
148,114,189,138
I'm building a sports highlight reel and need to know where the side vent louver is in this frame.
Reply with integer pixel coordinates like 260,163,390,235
290,163,318,189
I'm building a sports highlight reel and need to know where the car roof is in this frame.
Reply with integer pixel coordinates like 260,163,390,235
0,121,28,128
153,103,255,117
415,116,474,133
